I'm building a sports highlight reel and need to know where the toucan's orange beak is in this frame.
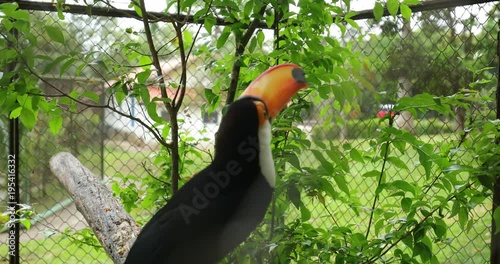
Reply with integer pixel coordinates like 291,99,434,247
239,63,308,119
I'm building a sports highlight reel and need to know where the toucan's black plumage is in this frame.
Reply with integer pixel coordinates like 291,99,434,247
125,64,307,264
125,98,273,264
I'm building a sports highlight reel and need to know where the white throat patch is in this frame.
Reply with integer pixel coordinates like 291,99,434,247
258,121,276,187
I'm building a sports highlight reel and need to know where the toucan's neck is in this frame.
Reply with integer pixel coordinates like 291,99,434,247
212,98,275,187
256,121,276,187
213,98,260,166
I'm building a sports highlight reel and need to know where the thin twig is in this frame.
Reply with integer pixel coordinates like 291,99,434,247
27,67,172,149
171,23,186,109
364,182,475,264
321,200,339,227
423,113,476,194
225,4,268,105
141,161,170,185
363,116,394,247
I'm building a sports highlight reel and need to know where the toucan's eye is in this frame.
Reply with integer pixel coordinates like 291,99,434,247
253,100,269,126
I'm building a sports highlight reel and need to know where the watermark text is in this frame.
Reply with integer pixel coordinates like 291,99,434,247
7,154,17,257
179,135,258,224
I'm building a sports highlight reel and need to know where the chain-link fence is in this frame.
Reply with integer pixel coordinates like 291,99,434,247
1,0,498,263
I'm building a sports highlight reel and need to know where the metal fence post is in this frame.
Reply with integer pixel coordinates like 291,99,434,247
491,25,500,264
5,16,20,264
8,117,20,264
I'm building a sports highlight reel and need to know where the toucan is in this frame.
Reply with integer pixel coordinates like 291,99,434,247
125,64,308,264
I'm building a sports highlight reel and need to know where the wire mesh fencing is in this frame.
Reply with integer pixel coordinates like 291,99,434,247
0,1,498,263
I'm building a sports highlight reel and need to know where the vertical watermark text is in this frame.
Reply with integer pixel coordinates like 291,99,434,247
7,154,17,257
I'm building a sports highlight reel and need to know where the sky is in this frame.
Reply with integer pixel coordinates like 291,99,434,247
55,0,377,13
23,0,494,43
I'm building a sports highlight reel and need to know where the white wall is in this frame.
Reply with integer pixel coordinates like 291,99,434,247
104,96,220,144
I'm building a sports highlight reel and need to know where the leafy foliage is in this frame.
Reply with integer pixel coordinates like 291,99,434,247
2,0,499,263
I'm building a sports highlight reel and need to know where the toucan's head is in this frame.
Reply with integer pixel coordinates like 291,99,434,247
239,63,308,124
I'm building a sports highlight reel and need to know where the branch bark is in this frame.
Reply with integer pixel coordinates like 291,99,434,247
225,4,268,105
50,152,140,264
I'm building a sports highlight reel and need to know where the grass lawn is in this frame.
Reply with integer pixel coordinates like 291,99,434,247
283,133,490,263
0,235,112,263
1,144,153,264
6,133,490,263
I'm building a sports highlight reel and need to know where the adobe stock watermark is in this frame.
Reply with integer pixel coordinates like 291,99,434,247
7,154,17,257
179,135,258,224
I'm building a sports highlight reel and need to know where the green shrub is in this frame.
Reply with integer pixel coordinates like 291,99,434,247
311,117,458,140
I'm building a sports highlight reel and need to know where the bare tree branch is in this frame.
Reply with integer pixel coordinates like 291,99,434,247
50,152,141,264
225,4,268,105
28,68,172,149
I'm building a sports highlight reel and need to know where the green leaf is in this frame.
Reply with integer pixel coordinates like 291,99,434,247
404,0,420,4
287,153,301,170
349,149,364,163
43,55,70,74
248,36,257,53
82,91,99,103
20,107,36,129
217,28,231,49
49,116,63,135
183,30,193,49
139,55,152,68
401,197,412,212
450,200,460,218
136,69,151,84
387,156,409,170
479,174,495,192
400,3,412,20
458,207,468,229
402,234,413,248
20,219,31,230
375,219,385,235
373,2,384,21
181,0,197,10
311,150,334,174
133,4,142,17
243,1,253,17
319,178,338,199
300,204,311,222
265,12,275,28
115,91,126,105
434,218,447,238
60,57,77,76
204,16,216,35
392,180,415,195
363,170,380,178
391,141,405,155
288,184,301,209
493,208,500,235
45,25,65,45
443,164,474,173
256,30,265,48
146,102,162,123
333,174,349,196
351,233,368,248
417,147,432,179
414,242,431,262
387,0,399,16
10,106,22,118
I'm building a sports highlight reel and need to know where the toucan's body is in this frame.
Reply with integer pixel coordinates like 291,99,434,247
125,64,307,264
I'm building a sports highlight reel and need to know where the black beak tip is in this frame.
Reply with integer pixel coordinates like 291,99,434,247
292,68,307,84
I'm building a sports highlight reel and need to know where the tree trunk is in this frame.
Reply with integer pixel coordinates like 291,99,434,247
50,152,140,264
339,111,348,141
454,106,465,132
395,20,415,133
395,76,415,133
